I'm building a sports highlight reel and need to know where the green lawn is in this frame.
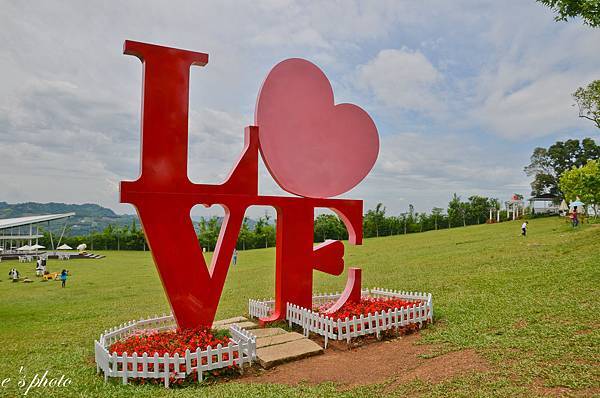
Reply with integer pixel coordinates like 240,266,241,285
0,217,598,397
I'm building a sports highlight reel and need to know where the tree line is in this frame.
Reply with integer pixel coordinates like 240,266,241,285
37,194,517,251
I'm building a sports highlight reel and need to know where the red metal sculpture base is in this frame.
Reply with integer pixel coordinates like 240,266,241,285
121,41,377,329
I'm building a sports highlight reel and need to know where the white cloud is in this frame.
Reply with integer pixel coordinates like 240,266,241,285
347,132,531,214
467,11,600,139
355,49,443,113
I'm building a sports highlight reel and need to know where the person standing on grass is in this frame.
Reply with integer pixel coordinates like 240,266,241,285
60,269,68,288
521,221,528,237
572,206,579,227
232,249,238,266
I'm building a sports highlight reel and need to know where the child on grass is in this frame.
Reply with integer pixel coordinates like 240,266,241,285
521,221,528,237
60,269,68,288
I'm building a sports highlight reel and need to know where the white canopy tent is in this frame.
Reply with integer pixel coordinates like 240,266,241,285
57,244,73,250
559,200,569,212
16,245,32,251
31,244,45,250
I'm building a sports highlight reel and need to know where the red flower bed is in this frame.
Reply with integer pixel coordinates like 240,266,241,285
316,297,416,320
107,327,239,386
109,327,232,356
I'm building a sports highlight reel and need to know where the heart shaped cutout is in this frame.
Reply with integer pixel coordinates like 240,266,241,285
255,58,379,198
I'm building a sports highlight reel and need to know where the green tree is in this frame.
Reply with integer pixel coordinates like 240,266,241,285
468,195,490,224
198,216,220,252
238,217,253,250
254,212,276,248
537,0,600,27
314,214,347,242
102,224,115,250
407,204,416,232
388,215,401,235
363,203,387,237
448,194,469,227
417,213,428,232
431,207,443,230
573,80,600,128
399,212,408,234
559,159,600,217
524,138,600,197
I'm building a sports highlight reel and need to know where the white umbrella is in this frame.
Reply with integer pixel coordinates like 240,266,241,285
77,243,87,252
559,200,568,211
57,244,73,250
31,244,45,250
17,245,32,251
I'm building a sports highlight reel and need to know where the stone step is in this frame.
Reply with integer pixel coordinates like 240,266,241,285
213,316,248,326
256,338,323,369
256,331,305,348
212,316,259,331
250,327,288,339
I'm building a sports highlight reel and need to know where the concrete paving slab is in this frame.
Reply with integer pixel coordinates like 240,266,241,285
212,316,248,327
213,320,259,331
256,331,305,348
257,338,323,369
250,328,288,339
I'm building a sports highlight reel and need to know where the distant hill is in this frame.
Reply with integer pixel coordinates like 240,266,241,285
0,201,118,218
0,202,259,236
0,201,136,236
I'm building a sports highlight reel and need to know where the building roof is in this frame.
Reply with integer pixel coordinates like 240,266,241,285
0,213,75,230
529,193,559,201
0,234,44,239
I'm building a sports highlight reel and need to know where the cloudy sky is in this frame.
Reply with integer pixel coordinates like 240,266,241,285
1,0,599,218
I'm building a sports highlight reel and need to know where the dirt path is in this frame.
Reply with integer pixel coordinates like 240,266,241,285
241,334,489,388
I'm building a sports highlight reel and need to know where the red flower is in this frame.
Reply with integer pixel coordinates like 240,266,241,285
108,327,232,357
315,297,417,320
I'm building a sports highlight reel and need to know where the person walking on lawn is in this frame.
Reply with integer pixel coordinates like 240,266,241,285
60,269,68,288
571,206,579,227
232,249,238,266
521,221,528,237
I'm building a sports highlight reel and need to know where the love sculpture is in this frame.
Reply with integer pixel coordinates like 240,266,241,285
120,40,379,329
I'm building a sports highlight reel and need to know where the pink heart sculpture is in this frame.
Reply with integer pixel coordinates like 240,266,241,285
255,58,379,198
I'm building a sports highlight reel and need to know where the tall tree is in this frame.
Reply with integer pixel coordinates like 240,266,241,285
524,138,600,197
364,203,387,237
559,159,600,217
314,214,347,242
448,194,463,228
238,217,252,250
399,212,408,234
417,213,427,232
468,195,490,224
573,80,600,128
537,0,600,27
431,207,444,230
254,212,276,249
198,216,220,252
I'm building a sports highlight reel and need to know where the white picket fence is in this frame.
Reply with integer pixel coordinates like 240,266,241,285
248,289,372,319
94,314,256,388
248,298,274,319
249,288,433,348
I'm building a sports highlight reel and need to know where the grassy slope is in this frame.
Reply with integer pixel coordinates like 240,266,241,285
0,218,598,397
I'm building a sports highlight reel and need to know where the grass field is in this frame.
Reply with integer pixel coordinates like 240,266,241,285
0,217,598,397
